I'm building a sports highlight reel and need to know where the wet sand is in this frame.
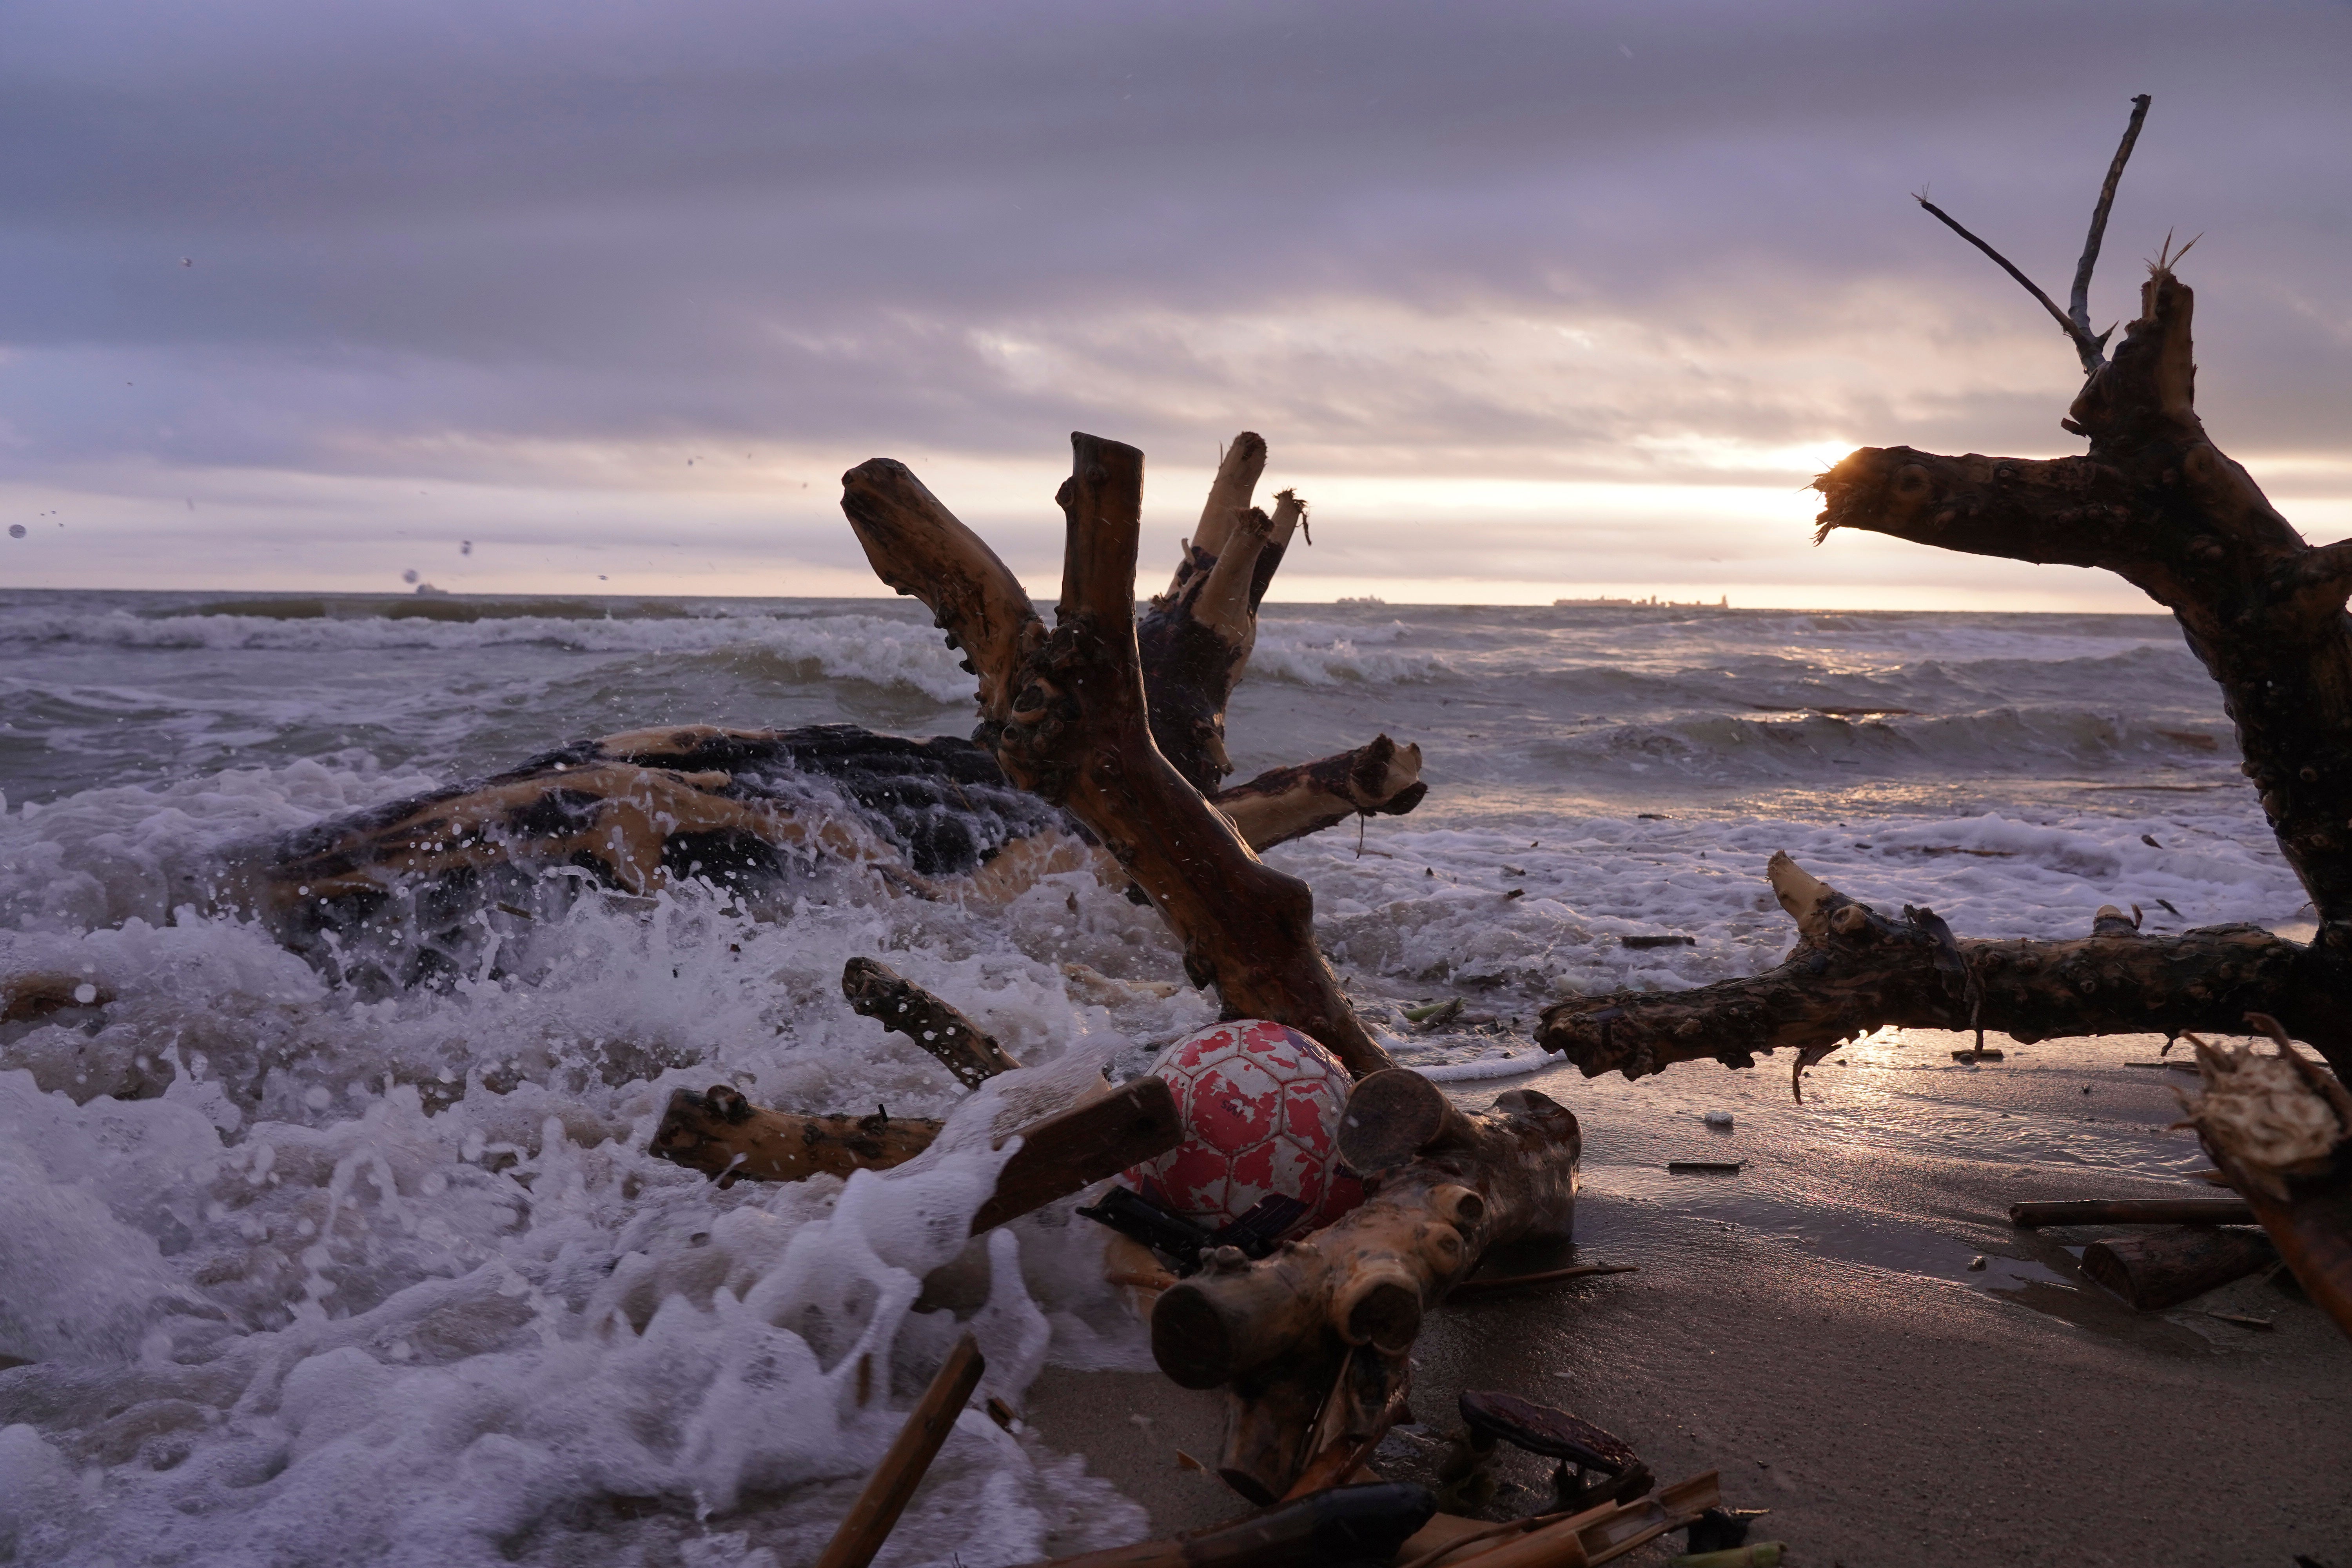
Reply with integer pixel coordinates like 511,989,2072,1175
1025,1029,2352,1566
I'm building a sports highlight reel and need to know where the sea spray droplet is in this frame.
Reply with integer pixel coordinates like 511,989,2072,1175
402,569,419,584
7,524,23,539
73,983,97,1004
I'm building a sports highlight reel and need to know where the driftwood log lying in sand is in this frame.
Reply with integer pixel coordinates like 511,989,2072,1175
2178,1016,2352,1340
840,433,1395,1079
1150,1070,1582,1501
1540,852,2323,1093
1543,100,2352,1086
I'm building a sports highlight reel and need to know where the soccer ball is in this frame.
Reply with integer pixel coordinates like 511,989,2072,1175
1122,1020,1365,1236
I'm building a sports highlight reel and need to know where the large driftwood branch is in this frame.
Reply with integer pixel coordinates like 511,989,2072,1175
1213,735,1426,852
841,435,1394,1079
1814,267,2352,1076
1148,1070,1581,1501
1539,853,2341,1088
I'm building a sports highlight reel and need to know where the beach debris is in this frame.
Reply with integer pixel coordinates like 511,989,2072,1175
1403,998,1465,1026
1683,1507,1769,1554
2197,1309,2277,1331
1968,1255,1988,1271
1033,1481,1436,1568
2176,1016,2352,1341
814,1333,985,1568
649,1076,1178,1232
2009,1198,2254,1227
1450,1263,1638,1296
1952,1046,2004,1062
1669,1160,1742,1174
1672,1545,1784,1568
1147,1068,1579,1501
2,971,113,1022
1078,1185,1309,1273
2080,1225,2278,1310
1702,1110,1733,1128
1443,1471,1722,1568
841,956,1020,1089
1622,934,1696,949
1534,848,2330,1093
1457,1390,1653,1514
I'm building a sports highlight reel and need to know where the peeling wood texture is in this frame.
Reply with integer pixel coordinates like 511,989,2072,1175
2180,1020,2352,1341
1149,1070,1580,1501
840,433,1395,1080
1538,851,2332,1086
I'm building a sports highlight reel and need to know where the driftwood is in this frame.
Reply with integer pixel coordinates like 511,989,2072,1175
2009,1198,2254,1228
815,1332,984,1568
1542,853,2313,1089
253,719,1423,990
648,1076,1181,1233
1397,1472,1721,1568
2079,1225,2276,1311
1149,1069,1580,1501
840,433,1394,1080
2178,1016,2352,1340
1031,1482,1436,1568
1539,99,2352,1087
840,956,1021,1089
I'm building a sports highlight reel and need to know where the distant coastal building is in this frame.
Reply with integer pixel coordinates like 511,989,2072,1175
1553,593,1729,609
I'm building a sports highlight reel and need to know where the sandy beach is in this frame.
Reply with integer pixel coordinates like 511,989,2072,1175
1028,1028,2352,1566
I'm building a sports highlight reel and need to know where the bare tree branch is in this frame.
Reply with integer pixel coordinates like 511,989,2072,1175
2067,93,2153,365
1914,194,2092,364
1917,93,2154,378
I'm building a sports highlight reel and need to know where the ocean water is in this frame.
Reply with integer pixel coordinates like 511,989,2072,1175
0,591,2302,1566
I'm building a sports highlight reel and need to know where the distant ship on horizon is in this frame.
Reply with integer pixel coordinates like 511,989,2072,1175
1335,594,1386,605
1554,593,1729,609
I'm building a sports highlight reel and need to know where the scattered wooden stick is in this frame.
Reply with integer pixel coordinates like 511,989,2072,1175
1668,1161,1741,1175
1030,1481,1437,1568
1450,1263,1638,1296
841,956,1021,1089
649,1076,1180,1235
2081,1225,2276,1311
815,1332,986,1568
1447,1471,1721,1568
2008,1199,2254,1228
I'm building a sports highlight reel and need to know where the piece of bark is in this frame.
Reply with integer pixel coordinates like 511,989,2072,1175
840,956,1020,1089
814,1332,985,1568
1211,736,1427,852
1539,852,2330,1089
840,435,1392,1080
1151,1071,1579,1501
2080,1226,2277,1311
2178,1020,2352,1341
649,1086,940,1186
1281,1345,1413,1501
1458,1392,1638,1474
648,1076,1180,1235
1031,1481,1436,1568
2009,1199,2255,1228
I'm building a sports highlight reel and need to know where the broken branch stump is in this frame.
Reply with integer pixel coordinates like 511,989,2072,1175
2080,1226,2276,1311
841,956,1021,1089
814,1332,985,1568
649,1076,1180,1234
2179,1019,2352,1340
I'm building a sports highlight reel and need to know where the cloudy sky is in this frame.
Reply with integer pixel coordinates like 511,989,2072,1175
4,0,2348,608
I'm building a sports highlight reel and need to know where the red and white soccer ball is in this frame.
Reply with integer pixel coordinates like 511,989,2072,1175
1123,1019,1364,1236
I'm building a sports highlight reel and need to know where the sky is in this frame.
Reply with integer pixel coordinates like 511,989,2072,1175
2,0,2348,610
